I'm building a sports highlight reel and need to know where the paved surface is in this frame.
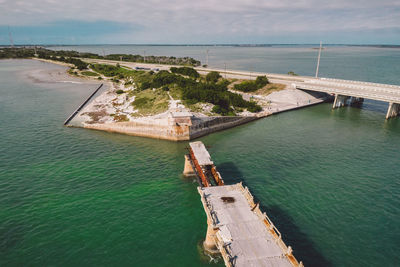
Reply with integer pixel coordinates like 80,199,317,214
199,184,297,267
190,141,213,166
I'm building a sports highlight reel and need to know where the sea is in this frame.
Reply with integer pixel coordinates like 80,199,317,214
0,45,399,266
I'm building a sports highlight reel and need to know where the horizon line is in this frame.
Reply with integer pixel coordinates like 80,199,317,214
1,43,400,47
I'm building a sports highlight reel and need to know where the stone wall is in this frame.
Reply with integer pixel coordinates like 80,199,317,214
84,116,260,141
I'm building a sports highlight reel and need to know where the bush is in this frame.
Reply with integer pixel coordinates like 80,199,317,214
170,67,200,79
81,71,98,76
116,89,124,94
206,71,221,83
234,81,258,92
255,76,269,87
234,76,269,92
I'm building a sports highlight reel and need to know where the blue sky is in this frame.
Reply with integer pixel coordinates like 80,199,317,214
0,0,399,45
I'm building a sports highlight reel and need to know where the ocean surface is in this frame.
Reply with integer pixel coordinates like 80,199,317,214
1,46,400,266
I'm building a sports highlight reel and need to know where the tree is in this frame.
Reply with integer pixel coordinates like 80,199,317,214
206,71,221,83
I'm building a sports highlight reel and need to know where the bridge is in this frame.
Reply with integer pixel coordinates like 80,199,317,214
291,78,400,119
183,141,303,267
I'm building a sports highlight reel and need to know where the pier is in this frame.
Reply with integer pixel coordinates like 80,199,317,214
184,141,303,267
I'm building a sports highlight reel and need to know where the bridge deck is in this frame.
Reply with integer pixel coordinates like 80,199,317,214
199,183,300,267
296,78,400,104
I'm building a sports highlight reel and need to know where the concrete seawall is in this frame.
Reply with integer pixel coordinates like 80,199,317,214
84,120,190,141
84,116,260,141
190,116,259,139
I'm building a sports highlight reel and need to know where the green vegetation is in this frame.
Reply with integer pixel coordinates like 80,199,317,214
132,89,169,116
122,67,261,115
81,71,99,76
170,67,200,78
233,76,269,92
116,89,124,94
288,71,298,76
206,71,221,83
0,47,262,115
90,64,126,77
0,47,201,66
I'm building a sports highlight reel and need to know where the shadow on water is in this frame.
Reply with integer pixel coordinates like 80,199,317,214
217,161,332,267
216,162,245,184
260,204,332,267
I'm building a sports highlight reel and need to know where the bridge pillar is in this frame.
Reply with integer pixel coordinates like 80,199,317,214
386,102,400,119
203,222,219,254
183,154,195,177
350,97,364,106
332,94,350,109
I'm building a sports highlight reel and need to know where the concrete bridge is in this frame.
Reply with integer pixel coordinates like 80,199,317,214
184,141,303,267
292,78,400,119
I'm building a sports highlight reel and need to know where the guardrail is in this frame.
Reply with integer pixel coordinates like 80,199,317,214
297,85,400,103
304,80,400,94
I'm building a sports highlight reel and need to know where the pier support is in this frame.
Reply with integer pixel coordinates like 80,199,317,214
183,155,195,177
332,94,350,109
349,97,364,106
203,222,219,254
386,102,400,119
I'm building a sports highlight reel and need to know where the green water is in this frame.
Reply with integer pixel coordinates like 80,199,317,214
1,58,400,266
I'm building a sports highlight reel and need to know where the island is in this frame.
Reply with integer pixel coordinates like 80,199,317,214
1,47,331,140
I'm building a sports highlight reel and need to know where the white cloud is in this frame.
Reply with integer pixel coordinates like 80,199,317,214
0,0,399,43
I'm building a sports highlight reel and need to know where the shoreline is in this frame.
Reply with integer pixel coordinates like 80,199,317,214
9,58,332,141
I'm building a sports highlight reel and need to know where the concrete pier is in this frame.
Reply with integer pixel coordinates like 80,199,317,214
203,222,219,254
198,184,303,267
186,141,303,267
332,94,350,108
350,97,364,106
386,102,400,119
183,154,196,177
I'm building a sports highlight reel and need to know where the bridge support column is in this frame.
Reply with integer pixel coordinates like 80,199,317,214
183,154,195,177
350,97,364,106
386,102,400,119
332,94,350,109
203,222,219,254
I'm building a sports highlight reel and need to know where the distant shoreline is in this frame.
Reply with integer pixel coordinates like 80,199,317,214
1,44,399,49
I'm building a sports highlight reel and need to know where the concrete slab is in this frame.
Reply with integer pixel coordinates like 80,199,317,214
199,184,295,267
190,141,213,166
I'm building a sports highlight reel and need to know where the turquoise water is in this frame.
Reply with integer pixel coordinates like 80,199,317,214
1,47,400,267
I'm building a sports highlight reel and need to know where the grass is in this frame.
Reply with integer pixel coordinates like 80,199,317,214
81,71,99,77
254,83,287,95
131,89,169,116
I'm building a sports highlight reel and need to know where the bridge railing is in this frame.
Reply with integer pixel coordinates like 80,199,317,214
297,85,400,103
304,79,400,94
319,77,400,89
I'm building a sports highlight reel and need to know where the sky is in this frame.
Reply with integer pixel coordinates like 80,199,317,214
0,0,399,45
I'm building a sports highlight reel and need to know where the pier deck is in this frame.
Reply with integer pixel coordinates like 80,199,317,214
185,141,302,267
199,184,301,267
